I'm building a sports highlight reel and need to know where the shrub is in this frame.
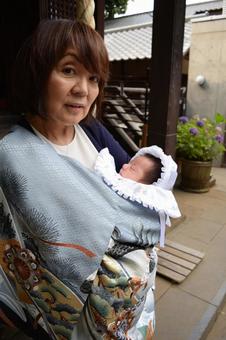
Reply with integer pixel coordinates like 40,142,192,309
176,113,226,161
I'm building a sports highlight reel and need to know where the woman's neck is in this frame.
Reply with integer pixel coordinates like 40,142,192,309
26,114,75,145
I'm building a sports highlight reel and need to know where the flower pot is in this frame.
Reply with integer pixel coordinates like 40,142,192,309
180,159,212,193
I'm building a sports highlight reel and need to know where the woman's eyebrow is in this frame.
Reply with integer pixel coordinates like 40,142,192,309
62,53,80,63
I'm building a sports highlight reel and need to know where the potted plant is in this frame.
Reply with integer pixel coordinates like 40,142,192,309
176,113,226,192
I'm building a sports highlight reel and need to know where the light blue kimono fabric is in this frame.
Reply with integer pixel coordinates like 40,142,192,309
0,125,160,338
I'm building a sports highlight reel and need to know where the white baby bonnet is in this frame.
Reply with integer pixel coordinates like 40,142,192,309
94,147,181,247
131,145,178,190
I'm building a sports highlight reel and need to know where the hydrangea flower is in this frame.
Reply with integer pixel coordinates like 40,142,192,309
189,127,198,135
215,135,224,143
179,116,189,124
196,120,204,127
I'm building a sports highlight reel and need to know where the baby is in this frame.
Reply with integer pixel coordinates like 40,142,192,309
95,145,181,246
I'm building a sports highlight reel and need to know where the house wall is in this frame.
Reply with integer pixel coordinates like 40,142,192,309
109,58,188,86
187,16,226,120
109,59,151,85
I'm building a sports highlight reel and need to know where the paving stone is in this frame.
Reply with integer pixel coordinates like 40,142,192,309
206,300,226,339
154,276,172,301
170,217,224,244
167,231,208,253
154,167,226,339
153,287,212,340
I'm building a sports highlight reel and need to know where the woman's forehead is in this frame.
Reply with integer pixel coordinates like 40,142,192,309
59,47,96,73
61,47,78,60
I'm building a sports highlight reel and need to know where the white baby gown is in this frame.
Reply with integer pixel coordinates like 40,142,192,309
94,146,181,247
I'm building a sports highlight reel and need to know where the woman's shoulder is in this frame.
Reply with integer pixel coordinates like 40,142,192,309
0,124,41,153
0,125,20,145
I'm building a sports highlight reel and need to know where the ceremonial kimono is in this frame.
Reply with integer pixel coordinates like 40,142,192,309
0,119,160,339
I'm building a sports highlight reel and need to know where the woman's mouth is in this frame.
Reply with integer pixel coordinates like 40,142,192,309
67,103,84,109
65,103,85,113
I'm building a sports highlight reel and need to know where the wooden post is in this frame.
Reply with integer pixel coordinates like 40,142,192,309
148,0,186,157
94,0,105,37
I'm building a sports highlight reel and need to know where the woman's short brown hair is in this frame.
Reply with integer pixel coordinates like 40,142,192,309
12,19,109,119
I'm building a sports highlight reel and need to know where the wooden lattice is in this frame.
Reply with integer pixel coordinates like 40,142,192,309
39,0,77,20
39,0,95,28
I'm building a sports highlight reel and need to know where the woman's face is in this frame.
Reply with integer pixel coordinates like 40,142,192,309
44,48,99,126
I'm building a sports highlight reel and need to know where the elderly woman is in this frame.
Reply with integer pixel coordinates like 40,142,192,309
0,20,161,339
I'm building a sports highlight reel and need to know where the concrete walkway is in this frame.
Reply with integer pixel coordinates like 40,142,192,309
154,167,226,340
206,298,226,340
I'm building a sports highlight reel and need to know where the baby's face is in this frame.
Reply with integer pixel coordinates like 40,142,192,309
119,156,154,184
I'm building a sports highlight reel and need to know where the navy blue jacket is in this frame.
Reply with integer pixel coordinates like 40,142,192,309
81,118,130,172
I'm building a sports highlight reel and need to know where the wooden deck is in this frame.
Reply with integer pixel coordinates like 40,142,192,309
157,239,205,283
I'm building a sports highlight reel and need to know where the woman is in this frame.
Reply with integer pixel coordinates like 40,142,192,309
0,20,161,339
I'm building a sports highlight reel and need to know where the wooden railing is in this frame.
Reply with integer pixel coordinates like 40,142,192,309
103,84,150,155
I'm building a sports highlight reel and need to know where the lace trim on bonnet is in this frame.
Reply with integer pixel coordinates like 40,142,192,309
94,146,181,247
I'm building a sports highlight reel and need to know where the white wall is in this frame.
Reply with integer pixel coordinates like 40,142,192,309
187,16,226,120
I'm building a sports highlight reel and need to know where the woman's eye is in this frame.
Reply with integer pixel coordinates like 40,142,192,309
62,67,75,75
90,75,99,83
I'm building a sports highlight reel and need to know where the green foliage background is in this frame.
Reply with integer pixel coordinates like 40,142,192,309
176,113,226,161
105,0,130,19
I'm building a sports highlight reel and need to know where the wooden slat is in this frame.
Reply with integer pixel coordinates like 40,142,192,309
162,245,202,264
156,239,205,283
164,239,205,259
158,251,196,270
158,257,191,276
157,264,185,283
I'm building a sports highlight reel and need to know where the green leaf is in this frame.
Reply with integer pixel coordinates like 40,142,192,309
215,112,225,124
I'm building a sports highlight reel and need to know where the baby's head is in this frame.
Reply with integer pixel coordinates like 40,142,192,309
119,154,162,185
120,145,178,189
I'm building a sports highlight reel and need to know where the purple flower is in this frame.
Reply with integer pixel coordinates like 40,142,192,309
215,135,224,143
189,128,198,136
179,116,189,124
196,120,204,127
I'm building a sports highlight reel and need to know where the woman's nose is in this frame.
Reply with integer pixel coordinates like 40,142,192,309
71,77,88,96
